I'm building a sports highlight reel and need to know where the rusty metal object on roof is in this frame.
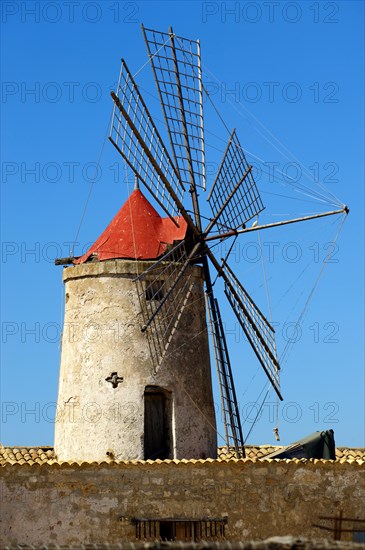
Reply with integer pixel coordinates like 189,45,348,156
264,430,336,460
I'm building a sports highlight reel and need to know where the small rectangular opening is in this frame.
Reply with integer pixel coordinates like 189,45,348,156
145,280,164,301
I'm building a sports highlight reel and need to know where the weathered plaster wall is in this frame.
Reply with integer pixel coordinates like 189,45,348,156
1,460,364,547
54,260,217,462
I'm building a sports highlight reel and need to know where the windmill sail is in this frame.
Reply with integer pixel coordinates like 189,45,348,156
109,59,186,223
142,25,206,190
206,293,245,457
134,241,199,369
222,261,282,400
207,130,264,232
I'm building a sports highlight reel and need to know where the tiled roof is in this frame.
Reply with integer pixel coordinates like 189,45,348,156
336,447,365,460
0,446,57,465
218,445,365,462
74,189,188,264
1,445,364,466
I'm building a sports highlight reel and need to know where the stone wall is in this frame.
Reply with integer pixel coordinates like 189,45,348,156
1,459,364,547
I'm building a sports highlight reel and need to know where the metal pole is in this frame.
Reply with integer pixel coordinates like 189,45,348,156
168,27,203,233
203,257,245,457
204,207,349,243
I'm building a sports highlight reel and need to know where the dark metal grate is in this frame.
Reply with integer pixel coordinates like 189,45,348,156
134,241,197,370
142,26,206,190
208,130,264,232
134,518,227,541
223,262,281,400
109,59,185,222
206,294,244,457
135,519,159,540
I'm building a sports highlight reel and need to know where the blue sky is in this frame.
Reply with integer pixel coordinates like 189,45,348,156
1,0,364,449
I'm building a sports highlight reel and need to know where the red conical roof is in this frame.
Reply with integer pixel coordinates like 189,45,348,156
74,189,188,264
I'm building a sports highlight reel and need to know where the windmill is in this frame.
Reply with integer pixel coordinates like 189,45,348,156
58,26,348,460
107,26,349,458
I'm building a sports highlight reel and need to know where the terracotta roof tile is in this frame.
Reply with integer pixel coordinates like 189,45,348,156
0,445,56,466
1,444,364,467
217,445,365,462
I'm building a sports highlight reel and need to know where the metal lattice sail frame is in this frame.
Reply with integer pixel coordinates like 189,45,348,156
207,129,264,232
134,240,197,369
107,25,348,458
142,27,206,191
109,60,185,222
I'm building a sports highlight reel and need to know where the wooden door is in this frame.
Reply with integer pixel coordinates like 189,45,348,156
144,389,169,460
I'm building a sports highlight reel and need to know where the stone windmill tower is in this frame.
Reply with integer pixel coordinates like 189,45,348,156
54,183,217,462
